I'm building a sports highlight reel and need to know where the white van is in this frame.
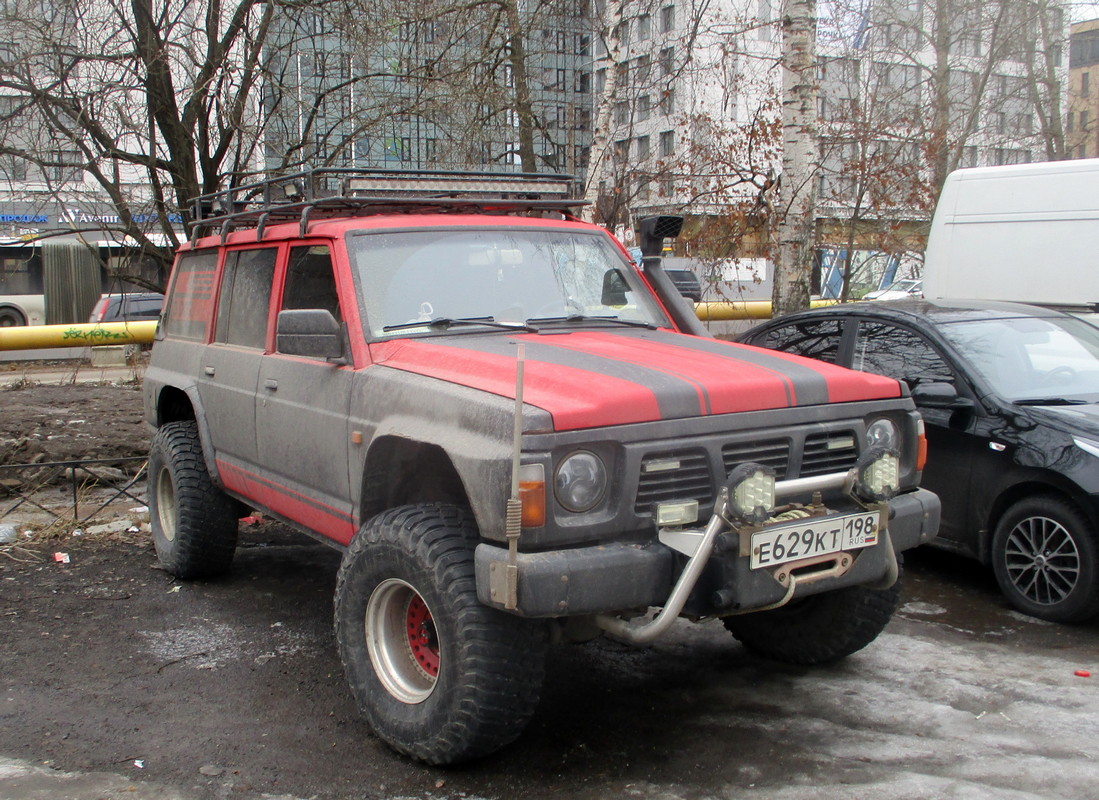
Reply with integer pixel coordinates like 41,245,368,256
923,159,1099,314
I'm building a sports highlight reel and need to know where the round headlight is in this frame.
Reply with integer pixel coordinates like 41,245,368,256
555,451,607,512
867,418,900,451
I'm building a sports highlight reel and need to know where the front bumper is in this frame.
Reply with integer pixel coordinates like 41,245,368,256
475,487,940,619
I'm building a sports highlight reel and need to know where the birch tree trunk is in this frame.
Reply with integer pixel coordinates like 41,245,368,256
580,0,626,221
772,0,819,316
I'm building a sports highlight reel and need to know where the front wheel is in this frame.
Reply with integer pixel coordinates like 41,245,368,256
723,574,902,665
334,504,548,765
992,495,1099,622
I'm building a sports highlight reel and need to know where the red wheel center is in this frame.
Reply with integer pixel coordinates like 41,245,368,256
405,595,440,677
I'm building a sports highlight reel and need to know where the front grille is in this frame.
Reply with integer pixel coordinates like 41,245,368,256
635,449,712,514
633,427,862,516
801,431,859,476
721,438,791,480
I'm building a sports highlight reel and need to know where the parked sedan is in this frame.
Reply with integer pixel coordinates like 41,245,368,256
740,298,1099,622
88,292,164,323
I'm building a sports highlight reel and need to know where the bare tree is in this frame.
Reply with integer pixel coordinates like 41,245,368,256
0,0,309,280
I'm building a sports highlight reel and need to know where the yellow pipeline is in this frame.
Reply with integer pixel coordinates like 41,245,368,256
0,320,158,351
694,299,838,320
0,302,837,350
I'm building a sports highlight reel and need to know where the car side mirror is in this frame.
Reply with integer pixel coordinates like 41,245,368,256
277,309,345,362
601,269,629,306
911,381,974,410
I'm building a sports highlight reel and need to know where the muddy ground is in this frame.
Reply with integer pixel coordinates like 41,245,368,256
0,374,148,468
1,374,1098,800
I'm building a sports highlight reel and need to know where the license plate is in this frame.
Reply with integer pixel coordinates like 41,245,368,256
750,511,880,569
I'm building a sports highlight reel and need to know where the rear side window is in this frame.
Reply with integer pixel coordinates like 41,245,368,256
749,318,843,363
215,248,278,348
163,252,219,341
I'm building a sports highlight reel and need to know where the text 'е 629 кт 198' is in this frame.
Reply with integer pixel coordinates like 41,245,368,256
142,169,941,765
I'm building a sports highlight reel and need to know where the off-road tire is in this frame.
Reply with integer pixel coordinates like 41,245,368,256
149,420,239,579
992,494,1099,623
723,573,902,665
334,504,548,765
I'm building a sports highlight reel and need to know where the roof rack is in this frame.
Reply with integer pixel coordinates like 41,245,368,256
190,168,587,241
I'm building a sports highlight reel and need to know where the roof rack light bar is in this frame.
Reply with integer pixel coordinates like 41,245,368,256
345,173,572,197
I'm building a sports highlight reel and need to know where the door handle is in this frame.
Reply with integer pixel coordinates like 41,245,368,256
263,379,279,391
204,366,215,376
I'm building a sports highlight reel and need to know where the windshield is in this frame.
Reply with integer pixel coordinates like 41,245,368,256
940,315,1099,402
347,227,670,338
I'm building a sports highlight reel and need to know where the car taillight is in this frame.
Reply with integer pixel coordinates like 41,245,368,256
92,299,108,322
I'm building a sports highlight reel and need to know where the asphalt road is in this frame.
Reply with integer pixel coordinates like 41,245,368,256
1,527,1096,800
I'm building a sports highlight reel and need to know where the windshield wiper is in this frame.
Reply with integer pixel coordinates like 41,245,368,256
526,314,657,330
1014,397,1091,406
383,316,536,333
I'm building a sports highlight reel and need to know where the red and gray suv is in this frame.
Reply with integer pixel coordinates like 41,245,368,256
144,170,939,764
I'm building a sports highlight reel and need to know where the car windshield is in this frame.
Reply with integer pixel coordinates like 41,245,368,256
939,315,1099,402
347,227,670,338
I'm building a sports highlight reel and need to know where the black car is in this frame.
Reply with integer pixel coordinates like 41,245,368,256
740,298,1099,622
89,292,164,323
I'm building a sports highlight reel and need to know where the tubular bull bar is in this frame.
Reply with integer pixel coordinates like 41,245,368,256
475,470,941,641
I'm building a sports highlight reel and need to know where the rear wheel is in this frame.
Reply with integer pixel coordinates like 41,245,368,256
723,574,902,665
992,495,1099,622
149,421,239,579
334,504,548,765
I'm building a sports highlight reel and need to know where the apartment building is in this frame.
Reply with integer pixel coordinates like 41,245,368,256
1068,19,1099,158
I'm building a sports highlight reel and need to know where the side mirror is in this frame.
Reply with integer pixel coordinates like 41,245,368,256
601,269,629,305
277,309,345,361
911,381,974,410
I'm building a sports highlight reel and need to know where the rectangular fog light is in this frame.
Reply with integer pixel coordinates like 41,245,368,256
656,500,699,527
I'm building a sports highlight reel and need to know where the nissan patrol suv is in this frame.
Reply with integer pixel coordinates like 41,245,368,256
144,170,940,765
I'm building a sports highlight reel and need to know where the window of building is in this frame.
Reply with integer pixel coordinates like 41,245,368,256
660,130,675,157
635,54,651,85
660,4,675,33
660,88,675,115
758,0,772,40
616,19,631,46
1067,111,1075,133
637,134,650,160
638,95,651,122
46,150,82,183
638,14,651,41
660,47,674,77
1083,72,1091,96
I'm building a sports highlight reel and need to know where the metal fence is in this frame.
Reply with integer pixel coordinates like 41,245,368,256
0,456,148,525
